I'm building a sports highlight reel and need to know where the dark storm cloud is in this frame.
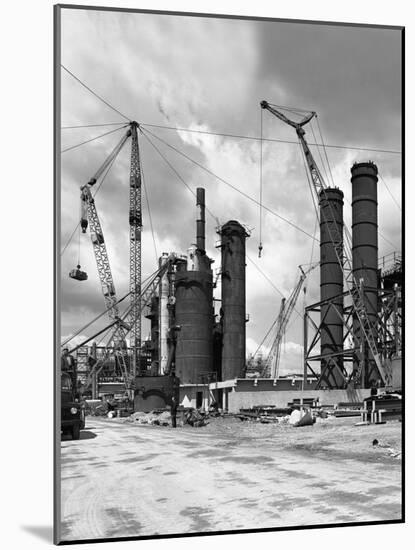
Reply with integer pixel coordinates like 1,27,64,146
255,22,401,148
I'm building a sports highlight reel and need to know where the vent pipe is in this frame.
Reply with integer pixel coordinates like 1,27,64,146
196,187,206,253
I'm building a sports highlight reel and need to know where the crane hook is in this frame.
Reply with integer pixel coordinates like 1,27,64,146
258,242,263,258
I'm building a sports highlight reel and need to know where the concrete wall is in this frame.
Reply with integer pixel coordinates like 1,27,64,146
180,385,211,410
177,377,374,412
226,387,372,413
232,378,317,392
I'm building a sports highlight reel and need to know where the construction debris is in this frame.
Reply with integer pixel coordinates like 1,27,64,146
123,407,209,428
126,410,172,426
182,408,208,427
85,398,133,417
289,408,314,427
371,438,401,459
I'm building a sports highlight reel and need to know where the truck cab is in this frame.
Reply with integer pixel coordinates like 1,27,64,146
61,371,83,440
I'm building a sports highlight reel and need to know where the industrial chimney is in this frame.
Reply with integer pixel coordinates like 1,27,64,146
174,188,214,384
319,187,345,388
196,187,206,252
219,220,249,380
351,161,379,387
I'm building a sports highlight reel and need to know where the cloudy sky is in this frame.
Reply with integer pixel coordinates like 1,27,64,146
60,8,402,374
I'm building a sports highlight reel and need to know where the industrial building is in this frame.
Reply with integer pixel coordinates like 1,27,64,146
67,106,402,413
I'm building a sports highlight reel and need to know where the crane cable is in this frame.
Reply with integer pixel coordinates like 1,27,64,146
268,102,313,115
253,263,313,362
282,219,319,341
309,216,318,267
140,123,401,155
77,200,82,268
316,115,336,189
307,116,399,254
139,135,159,267
60,135,125,256
141,125,312,315
89,268,164,349
141,126,291,306
307,115,401,240
251,314,280,359
140,128,220,225
298,135,320,225
258,108,264,257
59,66,401,155
61,124,129,154
310,119,331,187
61,64,131,122
379,173,402,212
62,270,156,349
61,122,127,130
140,126,318,242
61,289,131,348
246,254,287,301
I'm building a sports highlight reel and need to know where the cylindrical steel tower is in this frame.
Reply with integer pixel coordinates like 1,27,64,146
158,252,170,374
174,188,214,384
174,260,214,384
351,161,379,387
220,220,249,380
319,188,345,388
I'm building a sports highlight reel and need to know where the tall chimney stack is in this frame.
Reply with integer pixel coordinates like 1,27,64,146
219,220,249,380
319,187,345,388
196,187,206,252
351,161,379,387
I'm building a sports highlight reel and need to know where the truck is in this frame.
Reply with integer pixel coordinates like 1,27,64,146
61,350,84,440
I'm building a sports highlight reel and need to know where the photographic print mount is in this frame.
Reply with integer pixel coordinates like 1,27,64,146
55,4,404,545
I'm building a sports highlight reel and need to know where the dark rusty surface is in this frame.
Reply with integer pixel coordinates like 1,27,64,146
220,220,249,380
174,270,214,384
351,162,379,386
319,187,345,388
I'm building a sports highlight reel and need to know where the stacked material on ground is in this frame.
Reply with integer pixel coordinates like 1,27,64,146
125,409,172,426
124,407,209,427
237,404,319,425
182,408,208,427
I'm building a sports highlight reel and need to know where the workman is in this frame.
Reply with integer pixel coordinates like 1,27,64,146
170,396,178,428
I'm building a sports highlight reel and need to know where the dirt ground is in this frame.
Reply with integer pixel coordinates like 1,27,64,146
60,415,402,542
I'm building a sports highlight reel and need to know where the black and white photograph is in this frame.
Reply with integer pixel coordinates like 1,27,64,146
55,4,403,545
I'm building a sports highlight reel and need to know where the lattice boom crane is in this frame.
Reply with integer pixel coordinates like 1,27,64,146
129,122,142,377
79,254,178,392
263,264,317,378
71,122,145,386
